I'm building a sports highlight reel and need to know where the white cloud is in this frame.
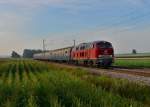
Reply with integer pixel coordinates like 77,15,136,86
0,12,30,32
0,11,33,55
0,0,64,8
0,0,148,12
0,0,145,9
0,32,43,56
0,32,24,55
127,0,146,4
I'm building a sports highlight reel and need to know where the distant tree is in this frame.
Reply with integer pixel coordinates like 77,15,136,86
11,51,21,58
23,49,42,58
132,49,137,54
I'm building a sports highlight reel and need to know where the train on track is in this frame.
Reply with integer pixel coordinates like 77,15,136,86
33,41,114,67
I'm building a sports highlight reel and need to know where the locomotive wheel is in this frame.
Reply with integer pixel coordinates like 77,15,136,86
89,61,93,66
75,61,79,65
96,64,101,68
84,61,88,66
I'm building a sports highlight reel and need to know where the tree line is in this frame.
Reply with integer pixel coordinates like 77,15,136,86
11,49,42,58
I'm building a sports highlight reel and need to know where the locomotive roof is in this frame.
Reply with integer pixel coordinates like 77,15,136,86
78,40,111,46
92,40,111,43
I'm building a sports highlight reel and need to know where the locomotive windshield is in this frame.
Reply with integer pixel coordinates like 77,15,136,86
96,42,112,48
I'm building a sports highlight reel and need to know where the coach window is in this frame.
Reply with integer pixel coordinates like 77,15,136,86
83,46,85,50
88,44,90,49
91,44,95,48
93,44,95,48
90,44,93,49
76,47,79,50
65,51,67,54
80,46,82,50
85,45,88,49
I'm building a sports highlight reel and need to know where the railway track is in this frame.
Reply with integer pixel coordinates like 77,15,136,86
111,67,150,77
53,62,150,77
47,62,150,86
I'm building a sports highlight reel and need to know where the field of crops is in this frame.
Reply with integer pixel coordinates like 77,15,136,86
114,58,150,68
0,59,150,107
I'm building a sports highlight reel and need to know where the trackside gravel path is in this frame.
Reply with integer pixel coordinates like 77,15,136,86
87,68,150,86
49,62,150,86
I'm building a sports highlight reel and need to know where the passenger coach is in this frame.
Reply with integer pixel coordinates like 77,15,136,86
33,47,72,62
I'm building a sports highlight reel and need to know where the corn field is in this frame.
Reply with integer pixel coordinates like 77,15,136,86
0,59,149,107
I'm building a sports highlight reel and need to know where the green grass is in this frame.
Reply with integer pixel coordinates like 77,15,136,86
115,53,150,58
0,59,149,107
114,59,150,68
48,64,150,105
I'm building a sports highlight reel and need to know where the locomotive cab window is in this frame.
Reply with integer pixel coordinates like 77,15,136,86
96,42,112,48
76,47,79,50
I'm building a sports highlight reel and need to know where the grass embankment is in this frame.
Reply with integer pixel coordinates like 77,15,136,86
0,59,149,107
114,59,150,68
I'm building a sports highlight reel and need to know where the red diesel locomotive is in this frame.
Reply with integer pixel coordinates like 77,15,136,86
34,40,114,67
71,41,114,66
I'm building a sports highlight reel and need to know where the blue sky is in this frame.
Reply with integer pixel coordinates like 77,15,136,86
0,0,150,55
